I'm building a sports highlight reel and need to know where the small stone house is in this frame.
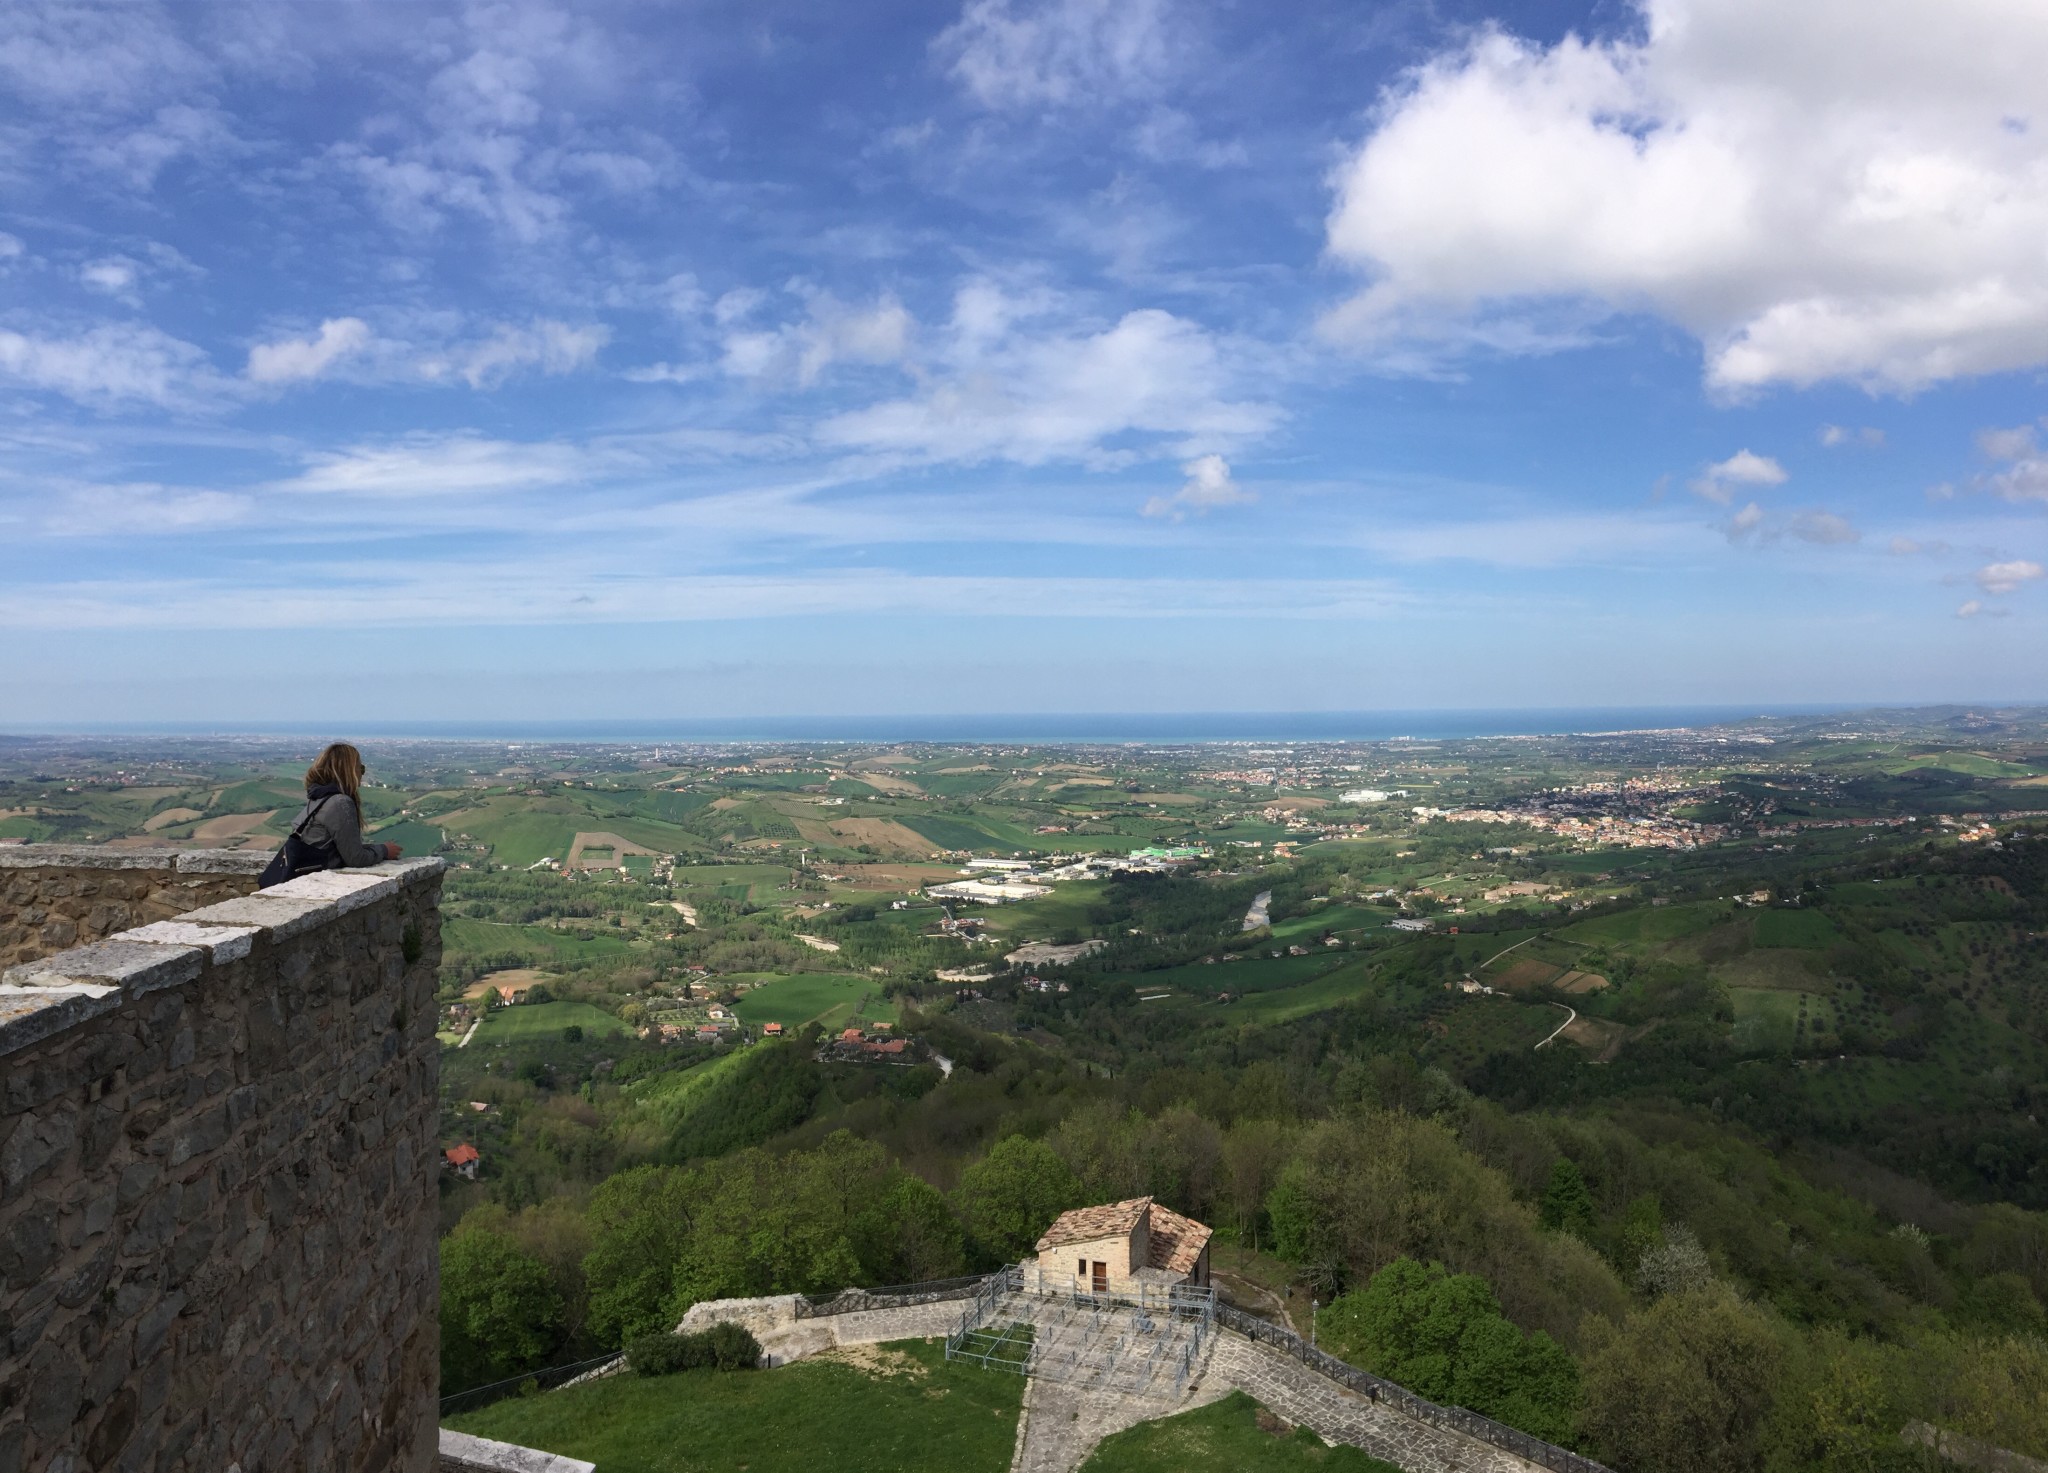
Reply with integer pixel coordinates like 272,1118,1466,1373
1026,1196,1212,1295
444,1143,481,1180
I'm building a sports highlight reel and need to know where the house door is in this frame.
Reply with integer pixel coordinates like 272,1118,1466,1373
1091,1260,1107,1294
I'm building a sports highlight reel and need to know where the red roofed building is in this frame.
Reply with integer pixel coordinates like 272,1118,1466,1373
840,1027,863,1041
1024,1196,1211,1294
443,1143,480,1180
761,1021,784,1036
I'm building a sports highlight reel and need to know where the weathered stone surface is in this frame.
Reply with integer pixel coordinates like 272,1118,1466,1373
3,938,204,996
117,923,262,965
438,1430,597,1473
0,850,263,971
0,849,444,1473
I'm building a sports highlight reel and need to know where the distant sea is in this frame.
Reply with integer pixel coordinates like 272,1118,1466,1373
23,706,1863,744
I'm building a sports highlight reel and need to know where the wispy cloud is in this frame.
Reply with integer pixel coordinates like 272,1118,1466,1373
1691,450,1787,506
1141,453,1250,520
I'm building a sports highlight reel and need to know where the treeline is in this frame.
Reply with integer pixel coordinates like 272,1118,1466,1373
441,1021,2048,1465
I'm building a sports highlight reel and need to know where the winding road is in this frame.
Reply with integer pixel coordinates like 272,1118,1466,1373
1534,1001,1575,1050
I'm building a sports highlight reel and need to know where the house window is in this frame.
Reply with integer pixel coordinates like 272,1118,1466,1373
1091,1260,1107,1294
1077,1258,1086,1283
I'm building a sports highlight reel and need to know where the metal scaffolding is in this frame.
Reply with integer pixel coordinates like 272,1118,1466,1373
944,1267,1216,1397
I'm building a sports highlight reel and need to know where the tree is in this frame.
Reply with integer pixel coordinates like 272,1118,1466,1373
1316,1258,1580,1444
583,1165,702,1347
440,1228,564,1393
954,1135,1085,1265
1581,1283,1786,1473
1539,1157,1595,1240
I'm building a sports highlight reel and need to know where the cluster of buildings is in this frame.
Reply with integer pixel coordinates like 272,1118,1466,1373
1418,804,1725,850
818,1024,919,1064
924,846,1209,905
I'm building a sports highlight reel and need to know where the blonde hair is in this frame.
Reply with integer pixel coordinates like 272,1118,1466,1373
305,742,365,804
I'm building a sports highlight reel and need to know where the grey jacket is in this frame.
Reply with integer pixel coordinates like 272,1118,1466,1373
294,789,386,867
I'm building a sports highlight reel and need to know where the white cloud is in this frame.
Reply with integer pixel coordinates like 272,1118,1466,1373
246,317,372,384
0,568,1407,631
1788,509,1859,545
0,234,22,260
0,322,220,408
1956,599,1983,618
1972,420,2048,503
1141,453,1252,519
722,292,914,387
1690,448,1786,504
1322,0,2048,393
79,257,140,301
1820,424,1884,449
36,481,247,536
418,319,607,389
275,435,599,498
1977,424,2037,462
1976,558,2044,594
1724,501,1765,540
934,0,1174,110
819,283,1277,467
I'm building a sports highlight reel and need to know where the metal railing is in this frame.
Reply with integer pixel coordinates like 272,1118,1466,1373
792,1272,990,1319
1214,1304,1613,1473
438,1351,625,1419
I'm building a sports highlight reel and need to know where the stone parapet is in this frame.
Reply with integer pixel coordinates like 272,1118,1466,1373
438,1429,596,1473
0,856,446,1472
0,845,269,970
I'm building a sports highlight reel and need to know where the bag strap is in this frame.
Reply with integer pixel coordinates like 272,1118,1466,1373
289,793,341,841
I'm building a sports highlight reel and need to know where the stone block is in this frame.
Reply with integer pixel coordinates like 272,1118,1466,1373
0,987,123,1058
118,922,262,965
176,894,338,943
3,938,204,997
263,871,401,914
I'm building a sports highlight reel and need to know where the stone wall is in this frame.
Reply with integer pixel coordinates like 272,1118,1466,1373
0,853,445,1473
0,846,268,970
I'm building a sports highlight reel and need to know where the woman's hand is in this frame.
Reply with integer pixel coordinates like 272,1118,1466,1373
384,842,403,860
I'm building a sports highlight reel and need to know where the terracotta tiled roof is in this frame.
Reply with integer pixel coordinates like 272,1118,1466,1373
1033,1196,1213,1275
1144,1201,1212,1276
1035,1197,1151,1251
444,1144,480,1167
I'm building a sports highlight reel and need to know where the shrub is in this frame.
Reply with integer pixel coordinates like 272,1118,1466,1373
627,1323,763,1377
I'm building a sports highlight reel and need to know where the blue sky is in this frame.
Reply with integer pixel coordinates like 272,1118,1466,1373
3,0,2046,724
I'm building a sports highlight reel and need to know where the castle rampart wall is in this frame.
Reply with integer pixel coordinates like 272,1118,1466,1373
0,846,268,970
0,849,444,1472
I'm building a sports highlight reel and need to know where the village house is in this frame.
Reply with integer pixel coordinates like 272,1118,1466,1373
443,1143,481,1180
1023,1197,1212,1295
761,1020,784,1036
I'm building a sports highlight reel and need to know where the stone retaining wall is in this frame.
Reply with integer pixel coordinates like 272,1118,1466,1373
0,846,268,969
0,851,446,1472
439,1428,595,1473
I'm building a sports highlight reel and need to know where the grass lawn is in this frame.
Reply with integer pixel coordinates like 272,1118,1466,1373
1128,952,1347,996
472,1000,631,1044
1729,987,1838,1051
898,814,1022,852
1559,901,1725,948
443,918,634,965
1269,905,1386,940
992,880,1111,940
732,973,898,1031
1753,909,1841,949
1226,963,1382,1025
1078,1391,1399,1473
367,818,445,854
445,1338,1022,1473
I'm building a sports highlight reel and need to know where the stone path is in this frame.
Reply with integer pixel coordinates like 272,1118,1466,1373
1207,1337,1543,1473
679,1293,1548,1473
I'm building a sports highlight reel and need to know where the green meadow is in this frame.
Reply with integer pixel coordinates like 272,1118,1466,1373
446,1338,1022,1473
471,1000,632,1044
732,973,897,1031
